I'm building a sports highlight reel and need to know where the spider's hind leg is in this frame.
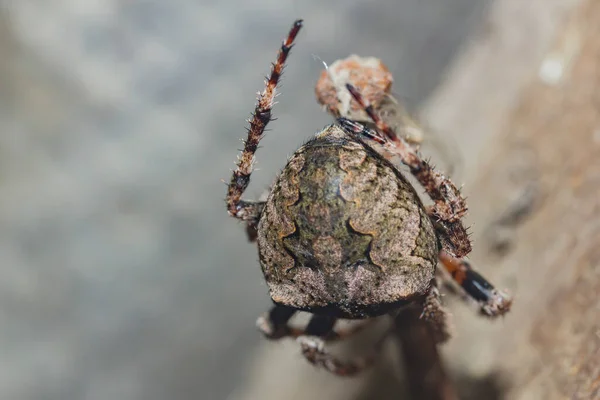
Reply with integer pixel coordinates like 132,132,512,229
257,306,382,376
438,250,512,318
298,315,383,376
420,279,452,344
256,305,375,341
256,304,298,340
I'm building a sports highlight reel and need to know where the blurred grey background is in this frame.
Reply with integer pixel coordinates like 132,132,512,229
0,1,491,399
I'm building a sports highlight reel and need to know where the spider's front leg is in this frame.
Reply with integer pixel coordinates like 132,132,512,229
343,84,471,258
438,250,512,317
225,20,303,234
339,84,512,317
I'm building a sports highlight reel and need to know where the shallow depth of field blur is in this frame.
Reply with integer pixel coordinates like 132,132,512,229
1,1,582,399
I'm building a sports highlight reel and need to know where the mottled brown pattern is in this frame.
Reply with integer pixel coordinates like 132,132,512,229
311,236,342,272
256,155,304,278
257,125,438,318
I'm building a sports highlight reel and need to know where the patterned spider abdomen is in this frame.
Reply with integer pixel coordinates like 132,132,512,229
257,125,438,319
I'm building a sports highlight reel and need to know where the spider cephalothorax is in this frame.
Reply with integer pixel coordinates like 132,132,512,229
226,19,512,376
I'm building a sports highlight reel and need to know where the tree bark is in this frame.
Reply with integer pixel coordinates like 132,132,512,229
393,307,458,400
425,0,600,398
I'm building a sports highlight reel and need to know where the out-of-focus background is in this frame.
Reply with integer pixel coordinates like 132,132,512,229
2,1,599,400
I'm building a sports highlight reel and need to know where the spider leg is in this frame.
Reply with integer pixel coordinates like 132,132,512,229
256,305,375,341
342,84,471,258
242,201,265,242
256,304,298,340
256,308,382,375
420,279,452,344
298,315,384,376
226,20,303,227
438,250,512,318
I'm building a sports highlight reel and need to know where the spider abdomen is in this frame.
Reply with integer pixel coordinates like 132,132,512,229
257,125,438,318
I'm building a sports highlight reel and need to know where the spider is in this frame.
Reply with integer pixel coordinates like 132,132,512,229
226,19,512,376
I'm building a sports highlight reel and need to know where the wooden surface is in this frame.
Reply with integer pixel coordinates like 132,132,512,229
428,0,600,398
465,1,600,398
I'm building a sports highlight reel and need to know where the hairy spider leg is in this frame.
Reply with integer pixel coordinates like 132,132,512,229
298,315,385,376
257,305,383,376
257,305,376,341
226,19,303,230
342,83,471,258
420,279,452,344
438,250,512,317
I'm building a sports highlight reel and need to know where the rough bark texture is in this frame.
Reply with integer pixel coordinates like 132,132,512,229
429,0,600,398
466,1,600,398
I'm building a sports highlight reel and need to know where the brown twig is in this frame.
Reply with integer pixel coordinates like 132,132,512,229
392,306,458,400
